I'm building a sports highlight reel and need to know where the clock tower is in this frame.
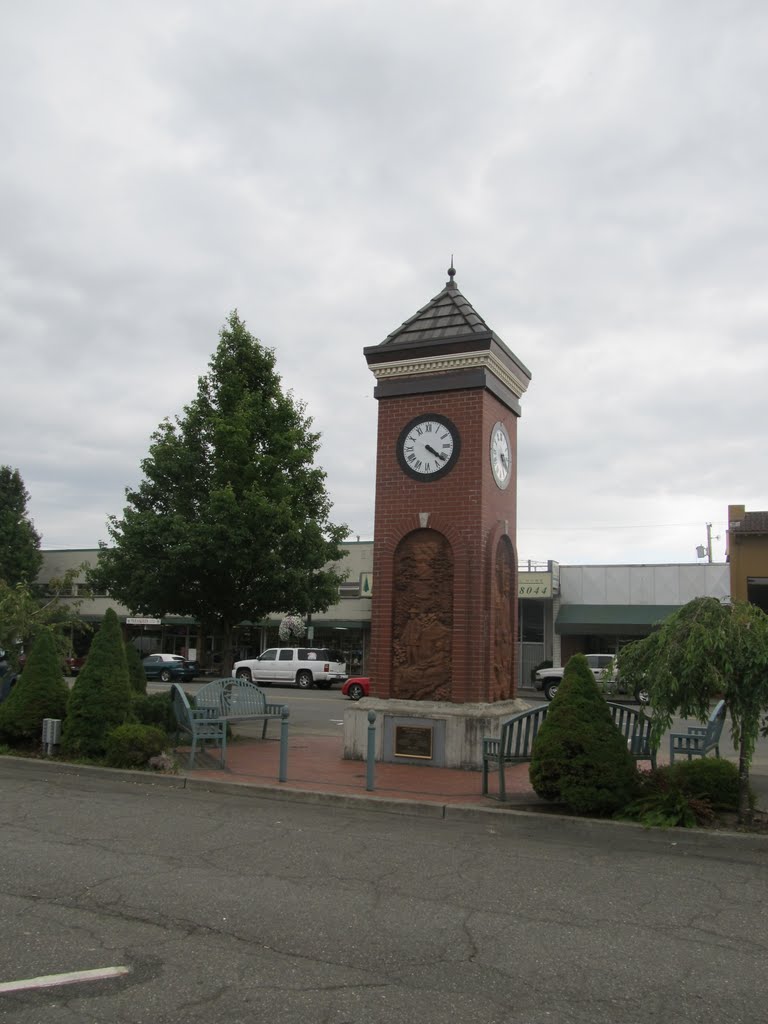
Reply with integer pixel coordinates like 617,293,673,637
363,264,531,706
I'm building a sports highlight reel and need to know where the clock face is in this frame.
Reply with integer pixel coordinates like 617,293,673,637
490,421,511,489
397,414,461,481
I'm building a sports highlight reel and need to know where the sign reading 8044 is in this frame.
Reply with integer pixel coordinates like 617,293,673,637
518,573,552,598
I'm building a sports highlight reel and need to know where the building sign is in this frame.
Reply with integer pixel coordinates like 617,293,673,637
360,572,373,598
518,572,553,598
126,617,162,626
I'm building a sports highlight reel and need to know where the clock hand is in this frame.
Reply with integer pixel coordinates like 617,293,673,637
425,444,446,461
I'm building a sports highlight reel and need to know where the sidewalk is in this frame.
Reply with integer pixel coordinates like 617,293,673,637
188,732,534,806
186,726,768,813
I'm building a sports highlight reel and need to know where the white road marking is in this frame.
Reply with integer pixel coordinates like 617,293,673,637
0,965,130,994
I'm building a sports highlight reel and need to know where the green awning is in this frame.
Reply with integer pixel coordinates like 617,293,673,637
555,604,680,636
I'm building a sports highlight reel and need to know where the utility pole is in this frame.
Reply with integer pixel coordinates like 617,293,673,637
705,522,713,563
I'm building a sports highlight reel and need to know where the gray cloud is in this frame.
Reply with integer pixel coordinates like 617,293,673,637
1,0,766,568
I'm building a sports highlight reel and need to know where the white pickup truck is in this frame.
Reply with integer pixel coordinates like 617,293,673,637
534,653,649,704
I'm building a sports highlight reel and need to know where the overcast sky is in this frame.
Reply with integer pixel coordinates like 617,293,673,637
2,1,766,567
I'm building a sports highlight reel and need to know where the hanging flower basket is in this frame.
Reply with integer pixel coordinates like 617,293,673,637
279,614,306,642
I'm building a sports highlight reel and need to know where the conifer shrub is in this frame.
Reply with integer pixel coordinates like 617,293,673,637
125,641,147,695
61,608,132,759
0,629,69,747
529,652,640,815
105,723,167,769
131,691,175,733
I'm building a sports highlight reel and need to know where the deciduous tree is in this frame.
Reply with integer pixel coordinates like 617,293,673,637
0,569,90,671
90,311,348,672
619,596,768,823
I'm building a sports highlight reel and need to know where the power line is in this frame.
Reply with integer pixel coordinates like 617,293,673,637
518,521,727,532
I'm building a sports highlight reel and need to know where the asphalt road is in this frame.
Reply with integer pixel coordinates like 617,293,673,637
1,761,767,1024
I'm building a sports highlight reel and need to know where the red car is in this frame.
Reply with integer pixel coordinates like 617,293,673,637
341,676,370,700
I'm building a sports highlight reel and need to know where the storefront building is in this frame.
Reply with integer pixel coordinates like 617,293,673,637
40,543,731,684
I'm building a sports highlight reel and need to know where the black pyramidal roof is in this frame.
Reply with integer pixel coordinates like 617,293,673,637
380,263,491,346
363,264,531,398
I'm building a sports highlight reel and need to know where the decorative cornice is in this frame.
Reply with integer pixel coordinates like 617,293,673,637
368,349,530,399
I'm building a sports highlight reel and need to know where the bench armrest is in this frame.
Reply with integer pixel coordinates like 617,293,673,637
188,709,226,724
265,704,288,715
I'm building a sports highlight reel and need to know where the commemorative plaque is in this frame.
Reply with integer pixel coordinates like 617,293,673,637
394,724,433,760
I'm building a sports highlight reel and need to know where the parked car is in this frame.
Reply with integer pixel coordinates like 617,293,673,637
534,654,649,704
142,654,188,683
142,653,198,682
342,676,370,701
233,648,348,689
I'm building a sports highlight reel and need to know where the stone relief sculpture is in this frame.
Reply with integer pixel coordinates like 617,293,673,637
490,537,515,701
391,529,453,701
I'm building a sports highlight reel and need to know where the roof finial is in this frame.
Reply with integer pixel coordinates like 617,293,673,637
447,255,457,288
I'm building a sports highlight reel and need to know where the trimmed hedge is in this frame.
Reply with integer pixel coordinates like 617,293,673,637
105,723,167,769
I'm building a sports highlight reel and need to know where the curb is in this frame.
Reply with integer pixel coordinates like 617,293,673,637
3,754,768,847
0,754,186,789
443,802,768,851
183,775,446,818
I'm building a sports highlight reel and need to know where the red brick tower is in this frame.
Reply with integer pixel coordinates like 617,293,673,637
364,264,531,704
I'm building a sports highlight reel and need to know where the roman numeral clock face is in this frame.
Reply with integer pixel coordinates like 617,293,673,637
397,414,461,481
490,421,512,490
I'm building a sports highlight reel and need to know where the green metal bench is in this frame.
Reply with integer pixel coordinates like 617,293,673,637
171,683,228,769
606,701,657,771
669,700,726,763
482,701,658,800
482,705,549,800
194,678,287,739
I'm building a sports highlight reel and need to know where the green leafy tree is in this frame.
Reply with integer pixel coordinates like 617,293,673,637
62,608,132,759
125,642,147,695
529,653,639,816
0,466,42,586
0,569,90,671
89,311,348,672
0,628,68,747
618,596,768,824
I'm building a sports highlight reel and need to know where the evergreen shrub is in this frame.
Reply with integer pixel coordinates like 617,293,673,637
125,642,147,695
62,608,132,759
621,760,746,829
529,652,640,816
0,629,68,747
105,723,167,769
670,758,743,810
131,691,175,733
